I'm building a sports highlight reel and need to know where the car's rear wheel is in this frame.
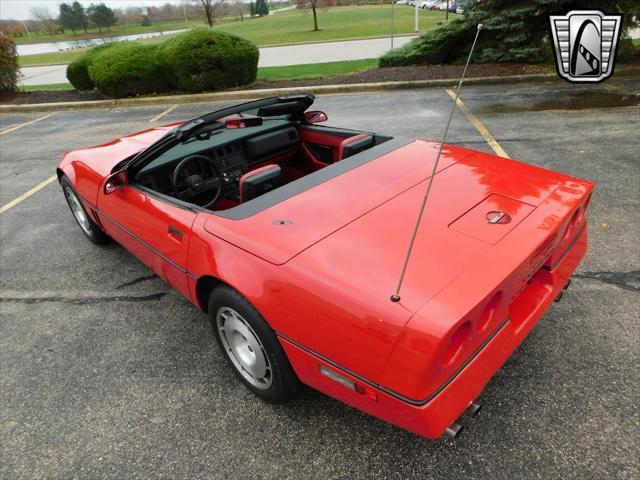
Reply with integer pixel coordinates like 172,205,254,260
208,286,300,403
60,176,111,245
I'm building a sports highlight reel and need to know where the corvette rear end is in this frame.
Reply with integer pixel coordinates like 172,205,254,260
207,140,593,439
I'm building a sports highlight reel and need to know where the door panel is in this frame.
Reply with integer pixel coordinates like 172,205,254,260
299,126,358,170
97,185,196,300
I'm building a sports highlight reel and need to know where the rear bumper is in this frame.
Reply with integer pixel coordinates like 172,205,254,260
279,226,588,439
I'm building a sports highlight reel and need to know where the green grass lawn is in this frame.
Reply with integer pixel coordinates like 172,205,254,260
21,83,75,92
633,38,640,47
214,5,449,45
13,19,206,45
257,58,378,81
19,6,450,66
20,49,88,66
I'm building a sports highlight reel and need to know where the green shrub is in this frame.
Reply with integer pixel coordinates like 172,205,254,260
88,43,170,98
379,20,471,67
160,28,259,93
379,1,638,67
66,42,121,91
617,36,640,62
0,35,19,94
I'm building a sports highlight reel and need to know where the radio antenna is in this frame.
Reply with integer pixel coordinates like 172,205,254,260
390,24,483,303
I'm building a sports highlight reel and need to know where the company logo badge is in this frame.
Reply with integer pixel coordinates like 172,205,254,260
549,10,622,83
486,211,511,225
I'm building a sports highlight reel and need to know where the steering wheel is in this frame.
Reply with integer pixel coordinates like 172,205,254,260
172,154,222,208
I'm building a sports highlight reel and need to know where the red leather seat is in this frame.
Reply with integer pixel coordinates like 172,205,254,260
239,164,284,203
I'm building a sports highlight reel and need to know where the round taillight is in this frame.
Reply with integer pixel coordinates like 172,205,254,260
579,193,592,222
476,291,502,333
562,208,581,242
442,321,471,366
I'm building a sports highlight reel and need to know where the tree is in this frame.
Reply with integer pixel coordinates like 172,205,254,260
87,3,116,32
58,3,84,35
380,0,639,66
231,1,247,21
255,0,269,17
191,0,227,27
249,1,255,17
30,7,57,35
72,2,89,33
310,0,319,31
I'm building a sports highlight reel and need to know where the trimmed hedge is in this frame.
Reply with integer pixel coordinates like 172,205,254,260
0,35,19,95
66,29,260,98
87,43,170,98
379,20,472,67
66,42,121,91
160,28,259,93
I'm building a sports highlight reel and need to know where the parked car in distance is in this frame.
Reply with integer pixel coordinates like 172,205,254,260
422,0,441,9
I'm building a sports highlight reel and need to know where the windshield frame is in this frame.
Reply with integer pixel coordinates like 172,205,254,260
124,95,315,174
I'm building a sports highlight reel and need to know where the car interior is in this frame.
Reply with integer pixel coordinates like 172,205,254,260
130,98,392,212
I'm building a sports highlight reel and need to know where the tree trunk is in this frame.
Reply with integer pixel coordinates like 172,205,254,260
312,3,318,31
205,6,213,26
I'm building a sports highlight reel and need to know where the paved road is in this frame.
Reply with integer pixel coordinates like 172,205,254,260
1,79,639,479
19,35,417,86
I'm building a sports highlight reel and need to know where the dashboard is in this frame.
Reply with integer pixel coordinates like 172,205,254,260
136,123,299,203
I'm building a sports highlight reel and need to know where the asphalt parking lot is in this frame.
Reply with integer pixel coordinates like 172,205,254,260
1,78,639,479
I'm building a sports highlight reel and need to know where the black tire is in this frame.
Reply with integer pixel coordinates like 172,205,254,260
60,175,111,245
208,286,300,404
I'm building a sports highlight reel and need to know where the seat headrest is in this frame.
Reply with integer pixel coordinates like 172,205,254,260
338,134,374,160
239,165,284,203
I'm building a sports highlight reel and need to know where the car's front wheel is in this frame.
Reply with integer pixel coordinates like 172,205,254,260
208,286,300,404
60,175,111,245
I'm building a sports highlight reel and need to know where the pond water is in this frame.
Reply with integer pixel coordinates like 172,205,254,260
17,29,189,56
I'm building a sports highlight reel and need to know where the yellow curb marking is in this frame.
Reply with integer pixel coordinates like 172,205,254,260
0,112,56,136
446,88,510,159
150,105,178,122
0,175,58,214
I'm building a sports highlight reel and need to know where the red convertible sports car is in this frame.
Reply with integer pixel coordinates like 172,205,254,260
58,94,593,439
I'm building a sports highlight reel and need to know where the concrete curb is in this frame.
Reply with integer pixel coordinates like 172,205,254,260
2,69,637,114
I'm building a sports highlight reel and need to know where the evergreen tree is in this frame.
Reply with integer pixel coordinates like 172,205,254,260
250,1,255,17
58,4,79,34
380,0,639,66
256,0,269,17
72,2,89,33
87,3,116,32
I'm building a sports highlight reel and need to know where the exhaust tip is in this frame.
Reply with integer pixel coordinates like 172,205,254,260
444,422,464,439
467,401,482,418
